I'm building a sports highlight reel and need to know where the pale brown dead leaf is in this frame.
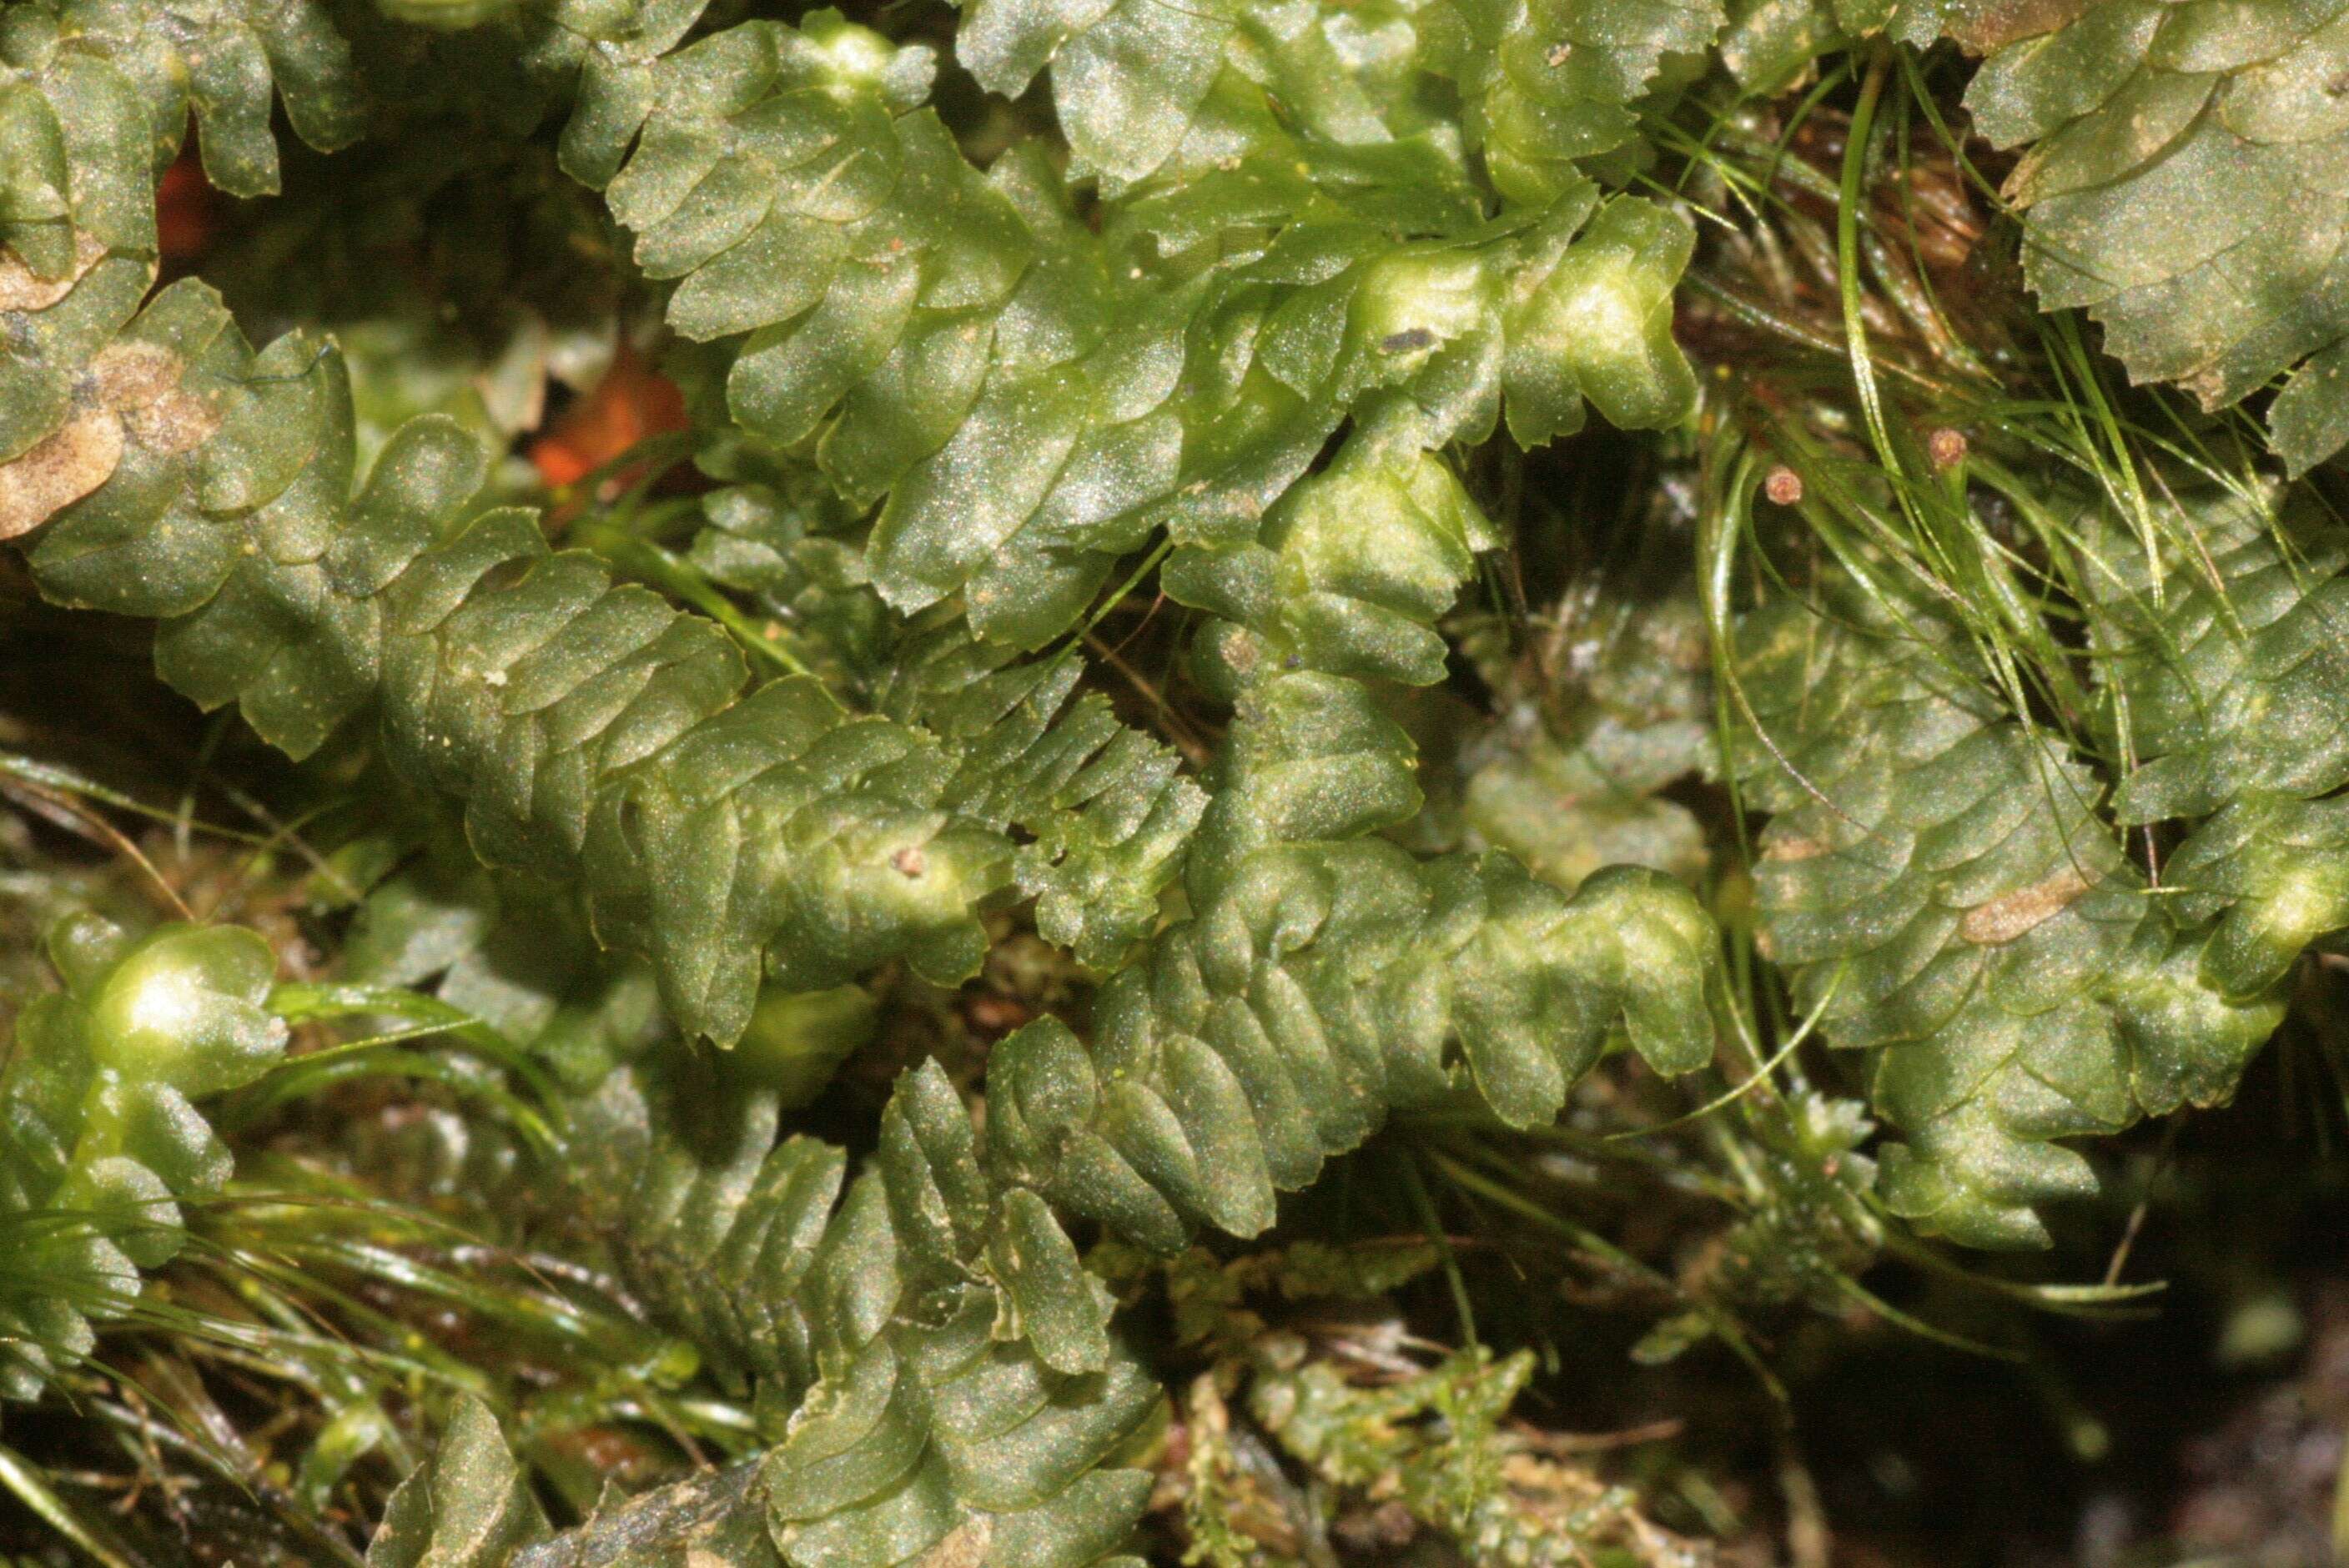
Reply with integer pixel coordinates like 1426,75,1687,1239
0,343,218,538
0,408,124,539
0,230,107,314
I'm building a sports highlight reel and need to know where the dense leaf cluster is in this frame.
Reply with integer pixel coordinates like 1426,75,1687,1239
3,0,2349,1560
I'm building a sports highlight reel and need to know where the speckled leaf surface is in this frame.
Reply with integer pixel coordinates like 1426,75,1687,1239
1965,0,2349,473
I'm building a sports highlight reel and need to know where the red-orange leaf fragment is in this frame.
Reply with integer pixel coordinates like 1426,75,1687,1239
157,151,217,266
527,344,687,490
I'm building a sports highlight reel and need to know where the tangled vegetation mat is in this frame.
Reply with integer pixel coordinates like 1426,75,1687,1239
2,0,2348,1560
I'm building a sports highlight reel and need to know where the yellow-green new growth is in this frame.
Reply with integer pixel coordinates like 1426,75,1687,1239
0,916,284,1401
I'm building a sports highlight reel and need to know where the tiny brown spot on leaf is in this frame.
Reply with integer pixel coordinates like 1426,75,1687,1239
916,1517,991,1568
1961,866,2090,945
1944,0,2094,53
1761,832,1827,862
93,343,219,456
118,389,218,456
1763,465,1803,505
92,342,186,409
893,846,927,877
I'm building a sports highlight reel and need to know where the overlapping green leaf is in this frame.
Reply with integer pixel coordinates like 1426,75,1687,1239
1460,579,1715,892
8,234,1223,1063
989,436,1718,1254
880,625,1206,967
560,1054,1159,1566
958,0,1240,182
21,280,1008,1044
425,440,1719,1565
369,1397,552,1568
1965,0,2349,473
365,1399,815,1567
3,0,362,211
956,0,1723,198
1733,480,2349,1245
1167,429,1501,693
0,0,365,490
0,0,721,500
574,13,1702,649
990,851,1716,1254
2084,484,2349,997
1735,567,2280,1247
1429,0,1725,205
